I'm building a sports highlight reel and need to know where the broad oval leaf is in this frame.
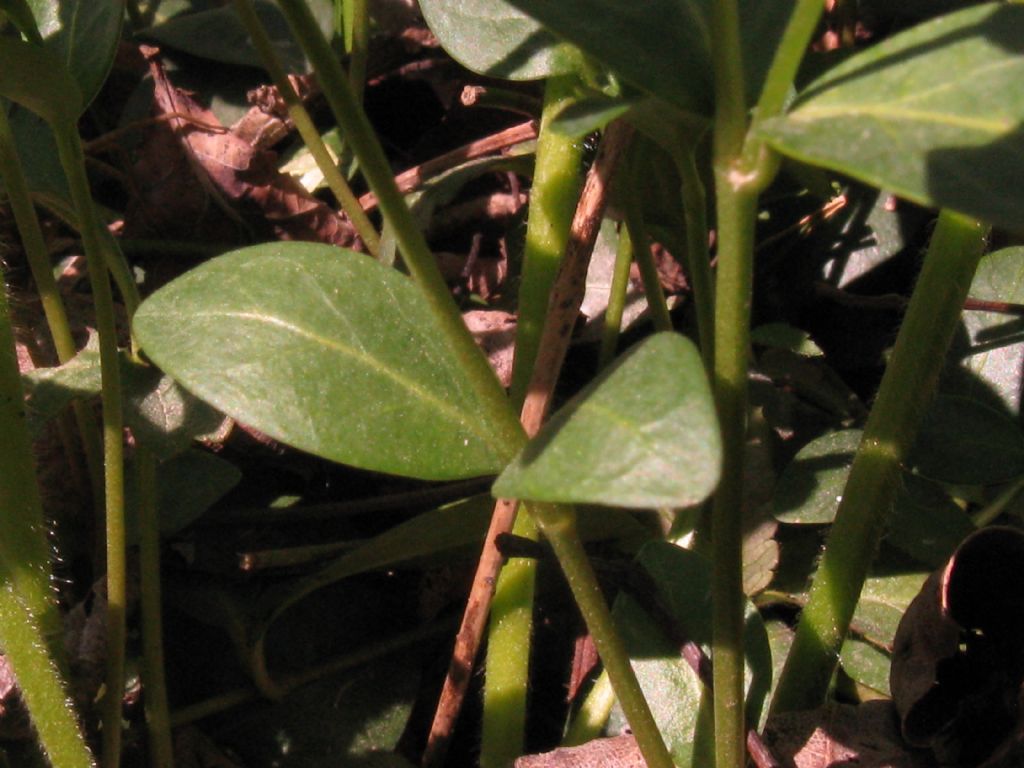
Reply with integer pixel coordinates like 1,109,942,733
492,332,721,508
134,243,509,480
773,429,861,524
420,0,576,80
757,3,1024,231
28,0,123,109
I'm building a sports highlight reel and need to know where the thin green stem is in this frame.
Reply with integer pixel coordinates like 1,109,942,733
672,145,714,370
598,223,635,369
342,0,369,103
231,0,382,257
136,449,174,768
0,103,107,526
276,0,523,448
748,0,826,143
621,188,672,334
529,503,674,768
509,74,585,406
771,211,987,713
53,123,127,768
0,583,95,768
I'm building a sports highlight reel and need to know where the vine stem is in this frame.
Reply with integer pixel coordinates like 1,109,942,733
53,124,127,768
770,210,987,713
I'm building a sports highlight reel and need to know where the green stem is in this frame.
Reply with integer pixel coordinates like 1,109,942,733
749,0,826,133
342,0,369,103
598,223,635,369
621,186,672,334
509,74,585,406
0,258,62,653
53,123,127,768
231,0,382,257
771,210,987,713
708,1,755,766
563,670,615,747
672,145,714,369
529,503,674,768
482,74,584,767
136,449,174,768
0,104,107,528
480,509,536,768
0,583,95,768
276,0,523,448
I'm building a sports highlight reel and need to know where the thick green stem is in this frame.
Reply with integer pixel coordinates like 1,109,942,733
276,0,523,448
341,0,369,102
483,74,584,766
231,0,382,256
771,210,987,713
530,503,674,768
53,124,127,768
563,670,615,747
710,181,758,768
0,583,94,768
480,509,536,768
709,2,755,767
0,105,106,524
509,74,584,406
136,449,174,768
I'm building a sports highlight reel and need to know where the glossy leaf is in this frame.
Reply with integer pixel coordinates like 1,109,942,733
134,243,508,480
493,333,721,508
498,0,792,117
757,3,1024,231
612,541,772,766
27,0,123,108
420,0,576,80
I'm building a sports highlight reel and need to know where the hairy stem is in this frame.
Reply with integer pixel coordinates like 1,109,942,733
771,211,987,713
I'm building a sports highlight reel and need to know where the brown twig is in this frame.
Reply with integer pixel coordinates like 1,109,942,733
421,119,636,768
359,121,538,211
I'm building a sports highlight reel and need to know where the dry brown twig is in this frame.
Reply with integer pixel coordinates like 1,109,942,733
421,119,637,768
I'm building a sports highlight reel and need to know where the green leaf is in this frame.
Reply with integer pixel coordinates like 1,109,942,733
886,474,975,567
134,243,508,481
773,430,861,524
757,3,1024,231
498,0,792,117
420,0,577,80
125,450,241,542
0,0,43,43
0,36,81,126
840,638,891,695
27,0,123,108
141,0,311,72
493,333,721,508
910,394,1024,484
612,541,772,766
947,247,1024,418
751,323,824,357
